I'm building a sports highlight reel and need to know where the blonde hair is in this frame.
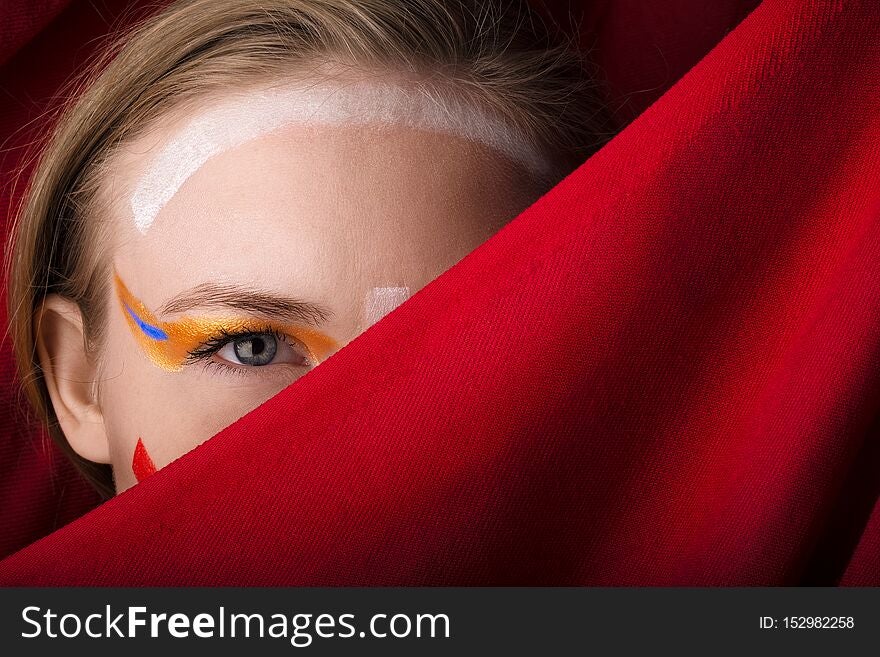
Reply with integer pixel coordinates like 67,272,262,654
6,0,610,497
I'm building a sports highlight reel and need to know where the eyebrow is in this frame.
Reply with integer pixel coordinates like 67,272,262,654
156,282,332,326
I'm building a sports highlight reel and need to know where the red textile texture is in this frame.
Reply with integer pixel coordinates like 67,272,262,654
535,0,763,124
0,0,751,562
0,0,71,67
2,0,880,585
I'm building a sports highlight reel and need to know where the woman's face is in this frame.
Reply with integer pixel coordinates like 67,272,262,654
83,89,544,492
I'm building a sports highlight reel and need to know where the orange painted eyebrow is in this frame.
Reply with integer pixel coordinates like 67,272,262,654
156,282,333,326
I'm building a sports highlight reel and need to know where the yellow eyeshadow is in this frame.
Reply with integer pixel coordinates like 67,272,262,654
114,272,338,372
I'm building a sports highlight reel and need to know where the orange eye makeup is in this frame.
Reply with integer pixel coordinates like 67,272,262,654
114,271,338,372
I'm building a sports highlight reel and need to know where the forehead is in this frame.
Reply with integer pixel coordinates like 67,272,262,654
99,95,536,310
126,79,552,234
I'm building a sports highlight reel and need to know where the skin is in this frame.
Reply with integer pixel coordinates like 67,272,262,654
35,84,550,494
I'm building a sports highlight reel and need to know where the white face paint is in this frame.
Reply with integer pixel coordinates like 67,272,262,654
130,79,556,234
362,286,412,331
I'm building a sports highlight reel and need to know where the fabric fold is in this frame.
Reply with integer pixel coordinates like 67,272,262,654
1,0,879,585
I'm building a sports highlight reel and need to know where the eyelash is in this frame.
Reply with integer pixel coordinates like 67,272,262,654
184,326,309,376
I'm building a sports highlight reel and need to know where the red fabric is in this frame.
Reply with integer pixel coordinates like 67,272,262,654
0,0,737,561
2,0,880,585
0,0,71,67
537,0,763,123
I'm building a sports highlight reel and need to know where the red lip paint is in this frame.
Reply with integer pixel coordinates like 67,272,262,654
132,437,157,482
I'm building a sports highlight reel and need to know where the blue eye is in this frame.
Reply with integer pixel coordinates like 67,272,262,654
227,334,276,365
214,332,310,368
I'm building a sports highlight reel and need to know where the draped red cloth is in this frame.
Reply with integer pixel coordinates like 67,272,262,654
2,0,879,585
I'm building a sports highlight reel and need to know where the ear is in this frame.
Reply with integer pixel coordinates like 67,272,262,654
34,294,110,464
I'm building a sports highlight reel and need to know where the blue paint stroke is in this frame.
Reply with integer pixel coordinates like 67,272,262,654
123,303,169,341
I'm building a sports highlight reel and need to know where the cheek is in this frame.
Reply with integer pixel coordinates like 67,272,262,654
99,313,289,491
